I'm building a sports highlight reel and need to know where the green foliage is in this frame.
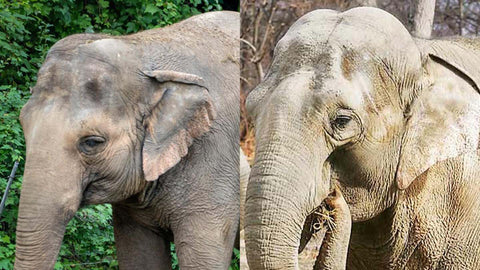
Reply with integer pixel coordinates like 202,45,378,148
0,0,239,269
229,248,240,270
54,205,118,270
0,88,27,270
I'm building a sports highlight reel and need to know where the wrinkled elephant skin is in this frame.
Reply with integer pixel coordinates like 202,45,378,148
15,11,240,270
245,7,480,270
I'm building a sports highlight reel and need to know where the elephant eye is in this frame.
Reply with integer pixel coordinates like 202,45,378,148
332,115,352,129
78,136,106,154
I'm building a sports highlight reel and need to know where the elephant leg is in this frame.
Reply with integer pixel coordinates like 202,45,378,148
314,188,352,270
173,214,237,270
112,205,171,269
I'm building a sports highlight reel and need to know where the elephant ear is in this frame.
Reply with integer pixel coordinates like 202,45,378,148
396,41,480,190
142,70,216,181
419,38,480,92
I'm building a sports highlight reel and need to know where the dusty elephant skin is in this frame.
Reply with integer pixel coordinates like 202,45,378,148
15,11,239,269
245,7,480,270
239,148,251,231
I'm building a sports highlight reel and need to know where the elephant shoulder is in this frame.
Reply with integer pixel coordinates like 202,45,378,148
415,37,480,92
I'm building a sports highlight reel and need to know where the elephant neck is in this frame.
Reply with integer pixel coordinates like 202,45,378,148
348,201,411,268
119,179,160,209
348,195,429,268
349,151,480,268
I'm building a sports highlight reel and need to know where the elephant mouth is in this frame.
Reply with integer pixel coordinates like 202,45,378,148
81,176,107,206
80,184,94,206
297,162,338,253
299,201,333,253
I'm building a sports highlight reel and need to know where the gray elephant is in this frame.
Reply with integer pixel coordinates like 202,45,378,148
245,7,480,270
240,148,251,231
16,11,239,269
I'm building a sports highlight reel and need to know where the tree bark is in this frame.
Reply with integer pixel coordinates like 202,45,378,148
352,0,377,7
459,0,464,35
412,0,436,39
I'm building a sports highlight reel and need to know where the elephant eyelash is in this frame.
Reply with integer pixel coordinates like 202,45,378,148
327,109,363,144
332,115,352,129
78,136,107,155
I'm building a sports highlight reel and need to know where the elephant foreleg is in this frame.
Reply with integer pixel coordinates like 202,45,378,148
314,188,352,270
112,205,172,269
172,214,237,270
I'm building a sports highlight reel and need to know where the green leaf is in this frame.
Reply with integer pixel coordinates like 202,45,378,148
84,25,94,33
144,3,160,15
1,235,10,243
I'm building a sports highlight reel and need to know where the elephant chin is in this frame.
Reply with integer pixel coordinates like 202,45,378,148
81,181,107,205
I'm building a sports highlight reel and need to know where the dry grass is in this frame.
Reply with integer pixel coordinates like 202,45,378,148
240,126,255,164
311,203,337,233
240,88,255,164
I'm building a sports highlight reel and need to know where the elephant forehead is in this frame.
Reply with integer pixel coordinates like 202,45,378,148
36,50,120,91
77,38,134,64
292,7,411,45
29,74,131,138
279,7,421,71
23,101,131,153
34,59,75,95
270,39,336,87
317,70,372,110
274,22,335,68
37,60,121,104
73,63,120,103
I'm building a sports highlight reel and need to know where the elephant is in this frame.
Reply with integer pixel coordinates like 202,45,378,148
235,148,250,249
16,11,239,269
240,148,251,231
245,7,480,270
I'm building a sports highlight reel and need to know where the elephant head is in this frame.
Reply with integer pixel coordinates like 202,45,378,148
15,33,215,268
245,7,480,269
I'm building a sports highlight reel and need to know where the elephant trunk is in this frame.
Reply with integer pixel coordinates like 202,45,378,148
245,130,331,269
14,150,82,269
245,71,333,269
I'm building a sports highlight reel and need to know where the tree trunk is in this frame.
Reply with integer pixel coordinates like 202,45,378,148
412,0,436,39
353,0,377,7
459,0,464,36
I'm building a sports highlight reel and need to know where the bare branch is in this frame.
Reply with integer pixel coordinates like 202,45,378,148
459,0,464,35
241,38,257,53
